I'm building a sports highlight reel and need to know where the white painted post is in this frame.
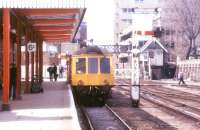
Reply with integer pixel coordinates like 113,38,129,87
131,48,140,107
142,60,145,79
148,54,152,80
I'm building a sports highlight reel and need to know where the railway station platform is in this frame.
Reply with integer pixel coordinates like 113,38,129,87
0,81,81,130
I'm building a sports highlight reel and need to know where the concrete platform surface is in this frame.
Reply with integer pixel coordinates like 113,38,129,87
0,82,81,130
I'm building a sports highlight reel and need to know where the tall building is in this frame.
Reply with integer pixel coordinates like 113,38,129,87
114,0,160,44
114,0,171,79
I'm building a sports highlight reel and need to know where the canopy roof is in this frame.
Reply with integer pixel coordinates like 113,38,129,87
0,0,85,8
1,0,86,43
14,8,86,43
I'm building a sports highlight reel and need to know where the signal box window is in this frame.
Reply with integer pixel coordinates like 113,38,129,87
76,58,86,74
100,58,110,73
88,58,98,73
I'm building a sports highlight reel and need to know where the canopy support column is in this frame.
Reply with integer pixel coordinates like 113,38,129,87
39,39,43,82
15,20,22,100
36,38,39,77
2,9,10,111
25,30,30,93
31,33,35,86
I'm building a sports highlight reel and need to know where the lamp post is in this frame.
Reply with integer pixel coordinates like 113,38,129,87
131,47,140,107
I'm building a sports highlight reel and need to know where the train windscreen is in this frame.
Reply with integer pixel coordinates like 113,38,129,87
100,58,110,73
76,58,86,74
88,58,98,73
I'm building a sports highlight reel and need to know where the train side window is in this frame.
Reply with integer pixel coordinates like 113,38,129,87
100,58,110,73
88,58,98,73
76,58,86,74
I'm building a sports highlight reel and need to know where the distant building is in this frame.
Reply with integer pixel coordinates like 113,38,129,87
113,0,176,79
114,0,161,44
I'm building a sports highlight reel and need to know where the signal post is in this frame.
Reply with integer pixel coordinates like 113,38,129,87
131,42,140,107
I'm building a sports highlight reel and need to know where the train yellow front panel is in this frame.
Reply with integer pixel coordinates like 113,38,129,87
71,74,114,86
71,54,114,86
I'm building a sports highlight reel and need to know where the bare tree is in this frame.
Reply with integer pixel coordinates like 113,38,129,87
162,0,200,59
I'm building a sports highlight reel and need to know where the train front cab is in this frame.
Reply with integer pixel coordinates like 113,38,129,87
71,54,114,98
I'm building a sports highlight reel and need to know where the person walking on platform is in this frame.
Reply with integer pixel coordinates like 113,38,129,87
10,64,16,100
52,63,58,81
178,72,185,85
59,66,64,78
47,66,53,81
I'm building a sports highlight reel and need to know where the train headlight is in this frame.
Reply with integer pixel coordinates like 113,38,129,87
77,80,84,86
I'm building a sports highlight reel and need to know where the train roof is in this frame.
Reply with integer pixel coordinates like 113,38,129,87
73,46,111,55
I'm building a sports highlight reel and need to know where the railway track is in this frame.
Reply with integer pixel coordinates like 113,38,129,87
142,85,200,103
141,91,200,121
80,104,132,130
75,79,200,129
114,79,200,121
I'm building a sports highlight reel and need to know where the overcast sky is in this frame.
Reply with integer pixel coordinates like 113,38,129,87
84,0,115,45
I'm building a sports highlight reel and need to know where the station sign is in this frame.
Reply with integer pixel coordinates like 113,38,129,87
27,42,36,52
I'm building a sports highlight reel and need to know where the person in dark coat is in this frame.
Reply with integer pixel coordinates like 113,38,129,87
10,64,16,99
47,66,53,81
59,66,64,78
52,63,58,81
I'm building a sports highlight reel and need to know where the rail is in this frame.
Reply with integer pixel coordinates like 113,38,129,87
81,105,132,130
141,91,200,121
105,104,133,130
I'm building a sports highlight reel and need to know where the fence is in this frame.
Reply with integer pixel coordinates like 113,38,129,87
177,59,200,81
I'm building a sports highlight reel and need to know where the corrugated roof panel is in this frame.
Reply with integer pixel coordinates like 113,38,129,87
0,0,86,8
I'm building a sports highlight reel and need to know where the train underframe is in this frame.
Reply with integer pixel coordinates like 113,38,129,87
72,85,113,106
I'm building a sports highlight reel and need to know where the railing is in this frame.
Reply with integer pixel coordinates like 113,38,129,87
114,69,132,79
177,59,200,81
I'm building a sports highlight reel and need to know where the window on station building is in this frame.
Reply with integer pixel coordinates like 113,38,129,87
121,19,132,24
170,42,175,48
76,58,86,74
149,51,154,58
122,8,128,13
139,40,147,47
88,58,98,73
100,58,110,73
122,8,135,13
135,0,144,2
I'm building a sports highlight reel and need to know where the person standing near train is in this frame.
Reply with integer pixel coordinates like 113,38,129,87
47,66,53,81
